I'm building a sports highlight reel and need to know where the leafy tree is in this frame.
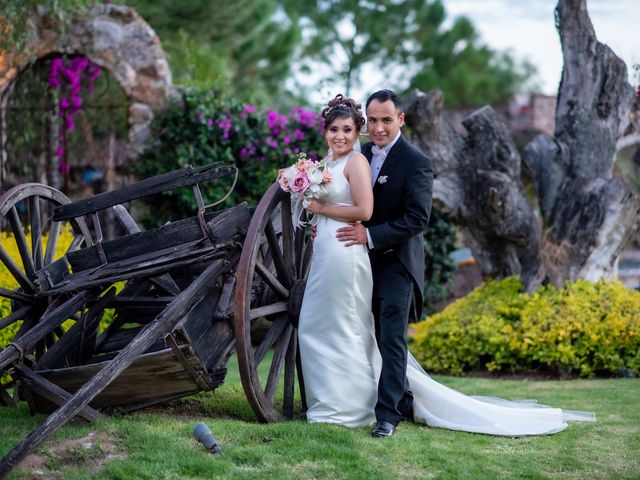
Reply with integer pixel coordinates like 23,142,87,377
280,0,537,107
128,0,301,105
0,0,94,54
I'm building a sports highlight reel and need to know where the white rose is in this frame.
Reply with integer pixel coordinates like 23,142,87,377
284,165,297,183
307,166,324,185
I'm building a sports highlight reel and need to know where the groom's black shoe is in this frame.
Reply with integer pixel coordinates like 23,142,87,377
371,421,396,437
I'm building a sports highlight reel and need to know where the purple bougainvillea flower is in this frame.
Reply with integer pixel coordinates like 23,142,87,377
241,105,257,118
266,110,279,128
217,118,233,130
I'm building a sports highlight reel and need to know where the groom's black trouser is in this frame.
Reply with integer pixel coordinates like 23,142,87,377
371,254,414,426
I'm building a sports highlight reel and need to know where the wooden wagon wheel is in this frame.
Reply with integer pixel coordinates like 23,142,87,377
0,184,93,365
234,182,313,422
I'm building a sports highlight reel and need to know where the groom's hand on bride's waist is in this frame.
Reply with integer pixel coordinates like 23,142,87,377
336,223,367,247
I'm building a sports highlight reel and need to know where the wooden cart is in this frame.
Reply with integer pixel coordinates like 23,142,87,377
0,163,313,475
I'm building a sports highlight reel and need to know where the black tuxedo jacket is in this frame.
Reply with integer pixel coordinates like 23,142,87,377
362,135,433,319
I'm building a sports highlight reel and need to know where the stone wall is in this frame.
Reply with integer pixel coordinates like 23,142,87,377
0,4,172,174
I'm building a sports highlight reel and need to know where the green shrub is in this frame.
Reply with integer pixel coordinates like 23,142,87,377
133,88,326,226
410,277,640,377
423,206,457,313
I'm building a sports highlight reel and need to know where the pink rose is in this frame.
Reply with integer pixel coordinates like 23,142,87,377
290,172,310,194
277,168,289,190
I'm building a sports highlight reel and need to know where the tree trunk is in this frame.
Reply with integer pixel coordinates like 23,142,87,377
404,0,639,291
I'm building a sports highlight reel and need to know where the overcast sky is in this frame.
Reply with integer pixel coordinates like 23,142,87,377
309,0,639,105
442,0,639,96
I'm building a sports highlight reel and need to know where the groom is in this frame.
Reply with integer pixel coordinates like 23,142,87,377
336,89,433,437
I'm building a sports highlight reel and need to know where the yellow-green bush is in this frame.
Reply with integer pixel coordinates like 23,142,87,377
0,228,123,384
0,228,120,345
0,228,73,350
410,276,640,377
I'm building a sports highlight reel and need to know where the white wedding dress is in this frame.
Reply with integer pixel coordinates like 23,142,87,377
297,151,595,435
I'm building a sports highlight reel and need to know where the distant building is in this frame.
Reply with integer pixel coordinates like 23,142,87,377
508,93,557,136
442,93,557,137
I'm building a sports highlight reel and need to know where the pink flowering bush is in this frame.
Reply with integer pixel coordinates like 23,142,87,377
135,89,326,226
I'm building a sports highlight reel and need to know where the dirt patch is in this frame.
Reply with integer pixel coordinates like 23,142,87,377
16,431,125,478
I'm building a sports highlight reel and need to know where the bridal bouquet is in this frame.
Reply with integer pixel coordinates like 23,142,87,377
277,152,332,226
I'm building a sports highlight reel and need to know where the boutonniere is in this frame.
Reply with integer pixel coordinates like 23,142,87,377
377,175,388,185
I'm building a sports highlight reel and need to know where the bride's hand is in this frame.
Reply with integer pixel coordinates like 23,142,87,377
306,198,323,214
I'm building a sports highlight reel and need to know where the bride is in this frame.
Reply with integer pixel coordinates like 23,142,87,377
297,93,595,436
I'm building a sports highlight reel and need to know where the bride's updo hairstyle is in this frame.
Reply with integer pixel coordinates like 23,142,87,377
321,94,365,133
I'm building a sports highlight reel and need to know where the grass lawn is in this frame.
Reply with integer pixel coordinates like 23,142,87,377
1,355,638,480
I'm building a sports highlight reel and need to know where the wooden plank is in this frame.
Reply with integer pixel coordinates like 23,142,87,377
96,327,142,354
111,296,174,308
283,333,296,418
94,280,151,353
264,220,290,288
255,260,289,298
8,206,36,278
165,334,212,391
296,342,307,413
249,301,288,320
48,243,225,295
111,204,140,234
0,287,31,303
254,315,289,365
14,365,105,422
29,195,43,270
280,196,296,282
36,257,71,290
53,164,236,221
43,220,61,266
0,252,238,476
177,289,235,371
265,325,293,402
212,274,236,321
66,203,249,272
36,288,117,370
0,243,35,293
112,204,181,295
0,305,31,331
33,348,202,410
0,292,91,371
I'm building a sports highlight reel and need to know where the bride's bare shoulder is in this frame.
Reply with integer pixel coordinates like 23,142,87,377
347,151,368,166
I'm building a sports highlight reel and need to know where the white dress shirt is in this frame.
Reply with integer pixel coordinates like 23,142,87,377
366,131,401,249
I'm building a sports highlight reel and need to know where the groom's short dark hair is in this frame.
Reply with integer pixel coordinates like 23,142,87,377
366,89,403,112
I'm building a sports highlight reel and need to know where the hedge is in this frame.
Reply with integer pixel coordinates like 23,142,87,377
410,276,640,377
